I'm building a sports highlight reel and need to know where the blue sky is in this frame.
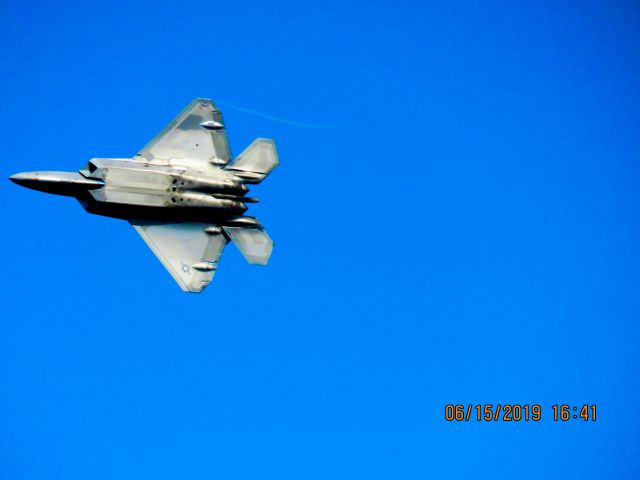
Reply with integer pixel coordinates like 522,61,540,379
1,0,639,478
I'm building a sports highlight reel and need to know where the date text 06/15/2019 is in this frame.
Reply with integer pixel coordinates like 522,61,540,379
444,404,597,422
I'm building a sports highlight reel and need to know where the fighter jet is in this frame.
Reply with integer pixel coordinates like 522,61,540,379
9,98,279,292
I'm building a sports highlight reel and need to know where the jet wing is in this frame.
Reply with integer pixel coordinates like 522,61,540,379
130,221,229,293
136,98,232,169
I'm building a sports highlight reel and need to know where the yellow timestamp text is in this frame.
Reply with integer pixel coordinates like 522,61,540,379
444,404,597,422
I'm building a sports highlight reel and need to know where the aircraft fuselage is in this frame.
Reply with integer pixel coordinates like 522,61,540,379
10,158,258,223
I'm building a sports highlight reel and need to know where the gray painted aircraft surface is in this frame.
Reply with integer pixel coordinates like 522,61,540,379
9,98,279,292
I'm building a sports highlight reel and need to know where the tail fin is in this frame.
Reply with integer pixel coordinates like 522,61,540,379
225,138,279,184
223,226,274,265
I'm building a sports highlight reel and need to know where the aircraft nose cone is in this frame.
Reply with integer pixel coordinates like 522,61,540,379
9,172,38,187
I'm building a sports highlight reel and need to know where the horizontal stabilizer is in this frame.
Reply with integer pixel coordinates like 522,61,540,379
225,138,279,184
223,226,274,265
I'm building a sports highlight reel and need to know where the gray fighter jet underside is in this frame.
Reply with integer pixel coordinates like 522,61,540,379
9,98,279,293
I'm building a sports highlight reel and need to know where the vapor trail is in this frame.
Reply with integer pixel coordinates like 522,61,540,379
217,101,335,130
